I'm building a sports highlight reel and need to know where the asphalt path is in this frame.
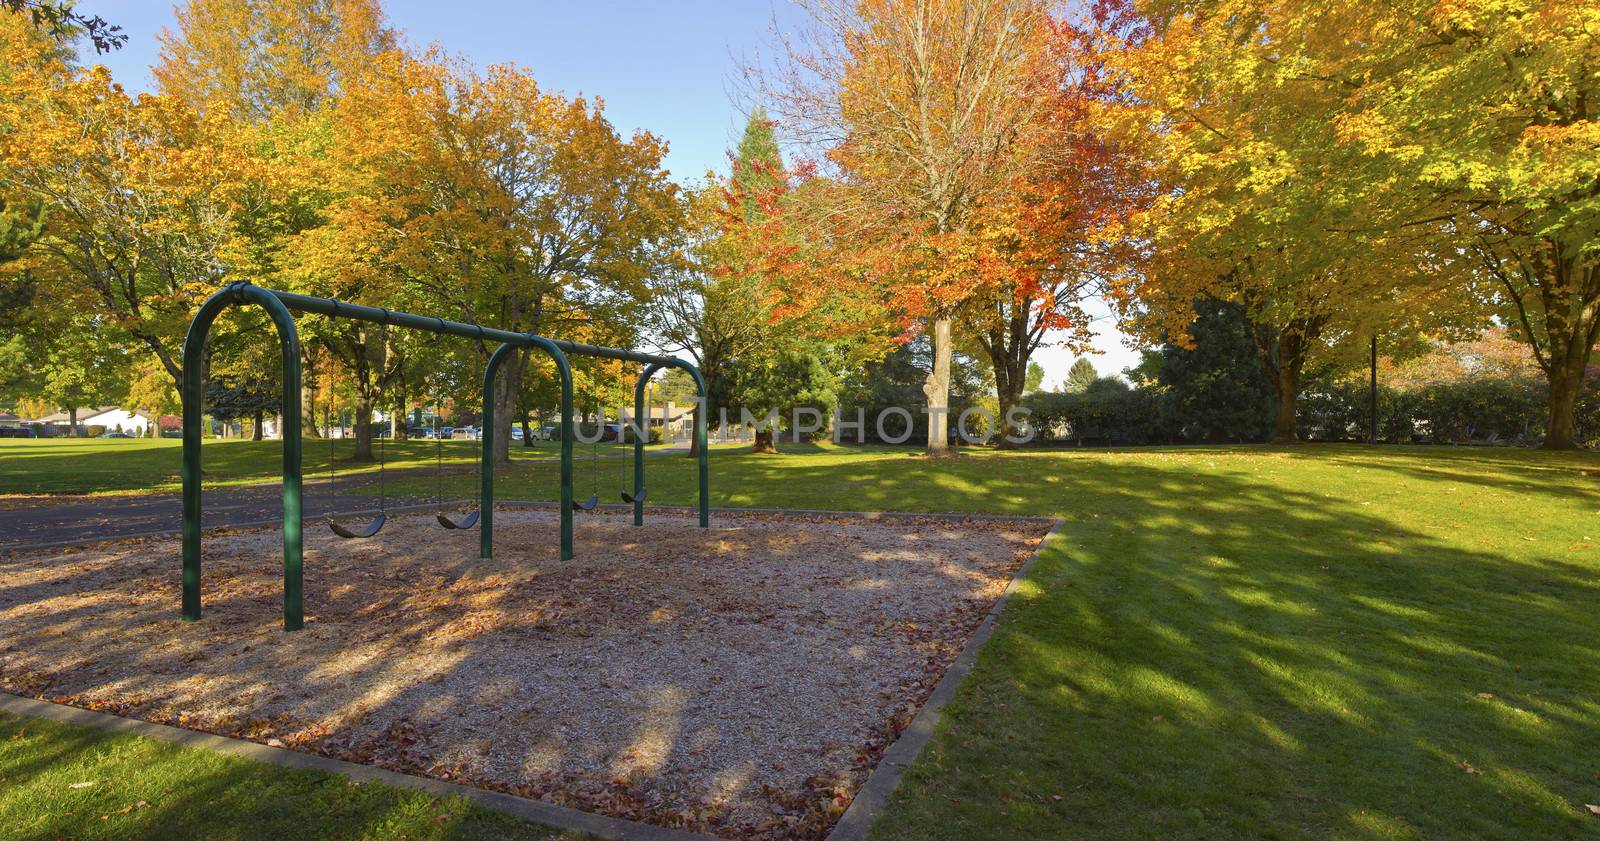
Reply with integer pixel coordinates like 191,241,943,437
0,447,694,549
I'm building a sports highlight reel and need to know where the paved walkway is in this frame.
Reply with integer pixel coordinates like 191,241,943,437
1,447,696,549
0,479,431,549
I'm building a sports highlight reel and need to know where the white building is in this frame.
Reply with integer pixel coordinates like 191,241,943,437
79,406,153,435
31,406,153,435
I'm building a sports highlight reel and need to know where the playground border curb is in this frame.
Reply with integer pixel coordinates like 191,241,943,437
822,516,1067,841
0,692,717,841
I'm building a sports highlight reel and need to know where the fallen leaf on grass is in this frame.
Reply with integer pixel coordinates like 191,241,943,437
68,781,96,789
1586,804,1600,817
1458,761,1481,775
1476,693,1495,700
101,801,148,820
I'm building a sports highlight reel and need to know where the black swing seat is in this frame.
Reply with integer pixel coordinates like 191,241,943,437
572,494,599,512
620,487,647,504
437,510,480,529
329,512,386,539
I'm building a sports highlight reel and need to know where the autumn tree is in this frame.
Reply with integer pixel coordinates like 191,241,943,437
1325,0,1600,449
655,110,819,455
154,0,390,122
1116,0,1596,447
154,0,395,447
297,51,679,465
0,15,244,394
761,0,1063,455
955,8,1147,445
1108,0,1477,441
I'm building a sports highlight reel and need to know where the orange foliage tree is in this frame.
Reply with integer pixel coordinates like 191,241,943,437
759,0,1067,454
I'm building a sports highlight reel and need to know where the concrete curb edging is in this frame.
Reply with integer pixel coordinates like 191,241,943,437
0,692,716,841
823,517,1068,841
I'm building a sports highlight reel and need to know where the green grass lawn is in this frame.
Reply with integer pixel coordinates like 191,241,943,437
0,437,643,496
6,441,1600,838
0,712,585,840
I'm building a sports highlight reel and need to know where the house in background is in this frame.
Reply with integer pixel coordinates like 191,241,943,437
82,407,153,435
30,406,153,436
0,412,20,428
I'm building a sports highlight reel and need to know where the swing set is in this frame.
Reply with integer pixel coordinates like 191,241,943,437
181,281,708,631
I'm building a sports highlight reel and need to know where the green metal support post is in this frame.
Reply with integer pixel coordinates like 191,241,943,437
182,282,304,631
631,364,661,526
628,360,707,528
481,338,574,560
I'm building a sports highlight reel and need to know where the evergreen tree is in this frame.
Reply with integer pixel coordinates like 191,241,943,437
1151,300,1275,442
1064,358,1097,393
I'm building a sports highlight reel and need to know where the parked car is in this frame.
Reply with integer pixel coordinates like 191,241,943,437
98,431,134,438
439,426,454,440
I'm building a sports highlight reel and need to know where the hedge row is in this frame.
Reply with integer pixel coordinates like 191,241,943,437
1023,374,1600,447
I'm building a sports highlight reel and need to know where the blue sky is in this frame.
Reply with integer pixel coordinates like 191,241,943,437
85,0,1139,383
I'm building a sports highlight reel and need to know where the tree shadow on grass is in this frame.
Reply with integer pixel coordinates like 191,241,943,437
870,455,1600,840
0,712,582,840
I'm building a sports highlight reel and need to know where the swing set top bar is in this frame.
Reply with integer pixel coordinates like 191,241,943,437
267,288,686,370
183,281,709,633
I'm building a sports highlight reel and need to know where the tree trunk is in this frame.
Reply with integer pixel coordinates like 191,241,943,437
1543,350,1588,450
1267,330,1306,443
923,317,953,455
520,411,533,448
67,406,78,437
1252,319,1313,444
1272,367,1300,443
352,398,375,462
752,426,778,454
301,378,320,439
252,409,264,441
492,349,526,466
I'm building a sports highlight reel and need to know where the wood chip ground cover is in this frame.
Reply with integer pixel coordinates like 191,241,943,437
0,509,1046,839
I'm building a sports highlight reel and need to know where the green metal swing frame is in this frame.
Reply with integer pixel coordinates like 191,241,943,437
181,281,708,631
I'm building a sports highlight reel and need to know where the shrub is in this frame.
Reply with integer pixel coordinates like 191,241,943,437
1023,379,1164,446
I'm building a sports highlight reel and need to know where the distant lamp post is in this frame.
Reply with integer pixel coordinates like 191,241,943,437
1368,335,1379,444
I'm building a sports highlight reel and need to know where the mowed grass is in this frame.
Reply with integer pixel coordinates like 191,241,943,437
0,437,638,496
373,441,1600,838
6,441,1600,838
0,712,586,841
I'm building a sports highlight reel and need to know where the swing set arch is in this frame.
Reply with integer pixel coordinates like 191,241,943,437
180,281,707,631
